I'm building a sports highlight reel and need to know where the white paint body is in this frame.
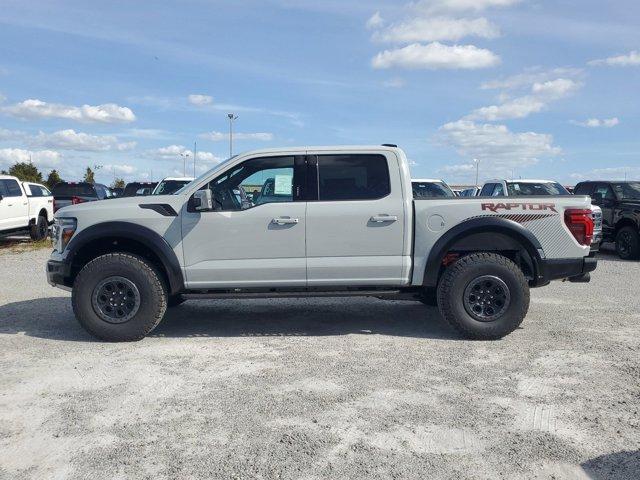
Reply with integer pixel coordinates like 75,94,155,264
0,176,53,233
52,147,592,288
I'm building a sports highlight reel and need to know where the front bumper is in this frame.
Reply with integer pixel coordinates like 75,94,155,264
533,256,597,287
46,259,73,291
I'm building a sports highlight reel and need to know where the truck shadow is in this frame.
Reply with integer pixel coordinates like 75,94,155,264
0,297,462,342
581,450,640,480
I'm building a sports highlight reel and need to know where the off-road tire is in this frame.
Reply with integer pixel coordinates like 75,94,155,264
30,215,47,240
168,294,186,307
437,252,530,340
615,226,640,260
72,253,167,341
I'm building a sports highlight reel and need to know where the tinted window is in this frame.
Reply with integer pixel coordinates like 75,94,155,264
573,183,593,195
479,183,496,196
506,182,569,196
594,183,615,201
207,156,295,211
612,182,640,200
94,184,109,199
1,179,23,197
26,184,42,197
412,181,454,198
154,180,192,195
492,183,505,196
317,154,390,201
52,183,97,197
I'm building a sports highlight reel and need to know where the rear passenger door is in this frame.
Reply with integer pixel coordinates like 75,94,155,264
305,152,407,286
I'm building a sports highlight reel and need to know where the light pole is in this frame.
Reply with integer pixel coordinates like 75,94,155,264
180,152,190,177
473,158,479,186
228,113,238,157
193,141,197,177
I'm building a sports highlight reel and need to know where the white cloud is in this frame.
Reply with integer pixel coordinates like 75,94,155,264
188,94,213,105
571,117,619,128
372,42,500,70
467,78,581,121
588,50,640,67
0,128,24,141
149,145,222,164
438,163,476,175
374,16,499,43
366,11,384,29
415,0,521,14
481,67,583,90
438,120,560,171
200,131,274,142
28,129,135,151
0,148,62,169
1,99,136,123
104,164,137,175
570,166,639,181
382,77,406,88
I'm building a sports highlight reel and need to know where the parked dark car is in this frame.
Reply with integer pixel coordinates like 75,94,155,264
574,181,640,259
52,182,112,213
122,182,158,197
111,187,124,197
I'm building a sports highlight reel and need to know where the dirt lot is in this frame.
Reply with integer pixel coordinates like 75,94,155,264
0,247,638,479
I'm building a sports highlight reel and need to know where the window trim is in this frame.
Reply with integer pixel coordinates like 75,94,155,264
307,153,392,203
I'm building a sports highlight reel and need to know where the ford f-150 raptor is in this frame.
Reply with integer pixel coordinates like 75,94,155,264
47,146,597,341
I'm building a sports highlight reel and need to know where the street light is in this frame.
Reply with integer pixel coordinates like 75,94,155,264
473,158,480,186
228,113,238,157
180,152,190,177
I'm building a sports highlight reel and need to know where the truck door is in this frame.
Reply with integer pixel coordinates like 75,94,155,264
0,179,29,230
181,155,308,288
593,183,616,236
305,152,407,286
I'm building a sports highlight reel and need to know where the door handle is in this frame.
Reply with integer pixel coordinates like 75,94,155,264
272,217,299,225
370,214,398,223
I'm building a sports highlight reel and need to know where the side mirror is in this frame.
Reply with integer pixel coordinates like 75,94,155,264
193,189,213,211
591,192,603,204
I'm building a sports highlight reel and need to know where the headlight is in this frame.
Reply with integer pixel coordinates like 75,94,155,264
53,217,77,252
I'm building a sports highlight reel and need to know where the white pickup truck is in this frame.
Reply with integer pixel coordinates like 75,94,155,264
47,146,596,341
0,175,53,240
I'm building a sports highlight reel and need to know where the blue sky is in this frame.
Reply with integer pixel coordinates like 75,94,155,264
0,0,639,186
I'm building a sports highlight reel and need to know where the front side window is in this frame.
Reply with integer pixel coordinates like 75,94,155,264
317,154,390,201
0,179,23,197
207,156,295,211
594,184,615,201
506,182,569,196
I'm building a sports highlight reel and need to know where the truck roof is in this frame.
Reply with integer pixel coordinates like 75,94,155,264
237,145,403,157
412,178,446,183
159,177,195,181
484,179,560,184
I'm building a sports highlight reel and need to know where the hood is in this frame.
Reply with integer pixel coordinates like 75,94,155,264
55,194,185,217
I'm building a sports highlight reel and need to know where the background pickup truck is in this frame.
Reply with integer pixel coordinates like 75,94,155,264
0,175,53,240
47,146,596,342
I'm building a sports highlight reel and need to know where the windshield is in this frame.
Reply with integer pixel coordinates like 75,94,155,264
506,182,569,196
153,179,192,195
612,182,640,200
412,181,455,198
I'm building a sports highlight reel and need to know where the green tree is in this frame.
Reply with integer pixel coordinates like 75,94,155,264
8,162,43,183
45,169,63,188
83,167,95,184
111,178,126,189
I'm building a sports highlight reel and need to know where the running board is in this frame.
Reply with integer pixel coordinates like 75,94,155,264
183,289,407,300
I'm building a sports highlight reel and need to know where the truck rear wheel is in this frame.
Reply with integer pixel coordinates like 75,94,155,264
615,226,640,260
437,252,529,340
30,215,48,240
72,253,167,341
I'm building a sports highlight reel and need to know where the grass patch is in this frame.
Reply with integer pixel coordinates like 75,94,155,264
0,237,53,254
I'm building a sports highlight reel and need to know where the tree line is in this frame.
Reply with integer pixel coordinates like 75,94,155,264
1,162,126,189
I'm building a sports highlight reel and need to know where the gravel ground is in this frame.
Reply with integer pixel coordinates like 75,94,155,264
0,247,638,479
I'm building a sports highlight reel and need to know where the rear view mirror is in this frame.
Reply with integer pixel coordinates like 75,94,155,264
193,189,213,211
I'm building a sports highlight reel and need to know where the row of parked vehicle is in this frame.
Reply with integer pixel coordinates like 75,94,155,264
411,177,640,260
0,175,194,240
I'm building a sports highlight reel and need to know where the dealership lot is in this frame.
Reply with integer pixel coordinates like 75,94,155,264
0,247,638,479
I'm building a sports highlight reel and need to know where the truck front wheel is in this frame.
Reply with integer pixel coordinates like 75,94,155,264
437,252,530,340
615,226,640,260
72,253,168,341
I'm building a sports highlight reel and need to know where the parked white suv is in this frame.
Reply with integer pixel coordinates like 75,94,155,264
0,175,53,240
48,146,597,341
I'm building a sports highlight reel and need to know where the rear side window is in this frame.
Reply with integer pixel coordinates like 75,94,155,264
317,154,390,201
0,179,23,197
479,183,496,196
26,184,42,197
573,183,593,195
52,183,97,197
